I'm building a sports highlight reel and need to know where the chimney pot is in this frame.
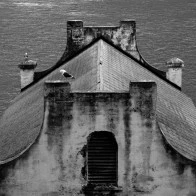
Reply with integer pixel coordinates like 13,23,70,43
18,53,37,89
166,57,184,68
166,57,184,88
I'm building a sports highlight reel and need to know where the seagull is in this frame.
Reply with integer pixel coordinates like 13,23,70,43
24,53,28,61
60,69,75,79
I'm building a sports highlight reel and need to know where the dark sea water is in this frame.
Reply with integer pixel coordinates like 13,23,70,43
0,0,196,116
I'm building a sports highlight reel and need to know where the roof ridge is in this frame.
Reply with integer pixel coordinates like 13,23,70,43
97,40,104,91
96,40,101,91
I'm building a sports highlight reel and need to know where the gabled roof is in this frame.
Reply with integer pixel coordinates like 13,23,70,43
26,36,178,91
0,38,196,164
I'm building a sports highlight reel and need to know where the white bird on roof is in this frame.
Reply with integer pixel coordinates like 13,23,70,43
24,53,28,61
60,69,75,79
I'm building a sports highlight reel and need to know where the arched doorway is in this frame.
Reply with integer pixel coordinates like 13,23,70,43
87,131,118,185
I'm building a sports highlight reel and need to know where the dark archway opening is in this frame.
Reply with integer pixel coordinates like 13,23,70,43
87,131,118,186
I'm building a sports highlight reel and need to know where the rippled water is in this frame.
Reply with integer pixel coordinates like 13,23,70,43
0,0,196,116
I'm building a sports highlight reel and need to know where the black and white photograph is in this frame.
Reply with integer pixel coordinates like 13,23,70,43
0,0,196,195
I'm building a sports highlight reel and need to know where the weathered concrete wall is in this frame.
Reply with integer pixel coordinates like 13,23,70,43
0,81,195,196
128,82,196,195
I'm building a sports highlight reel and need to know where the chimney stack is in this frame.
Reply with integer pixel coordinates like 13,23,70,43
66,20,84,56
118,20,136,51
18,53,37,89
166,57,184,88
61,20,140,61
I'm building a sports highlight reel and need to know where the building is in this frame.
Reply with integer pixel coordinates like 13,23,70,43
0,20,196,196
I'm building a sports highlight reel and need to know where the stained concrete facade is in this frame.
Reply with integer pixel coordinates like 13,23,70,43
0,81,195,196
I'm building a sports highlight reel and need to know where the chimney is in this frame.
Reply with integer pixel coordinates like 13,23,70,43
44,81,71,101
116,20,139,60
166,57,184,88
44,81,71,128
66,20,84,56
61,20,140,61
18,53,37,89
118,20,137,51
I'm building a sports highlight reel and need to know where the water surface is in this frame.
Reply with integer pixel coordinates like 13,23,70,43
0,0,196,116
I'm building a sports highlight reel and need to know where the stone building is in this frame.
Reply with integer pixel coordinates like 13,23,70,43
0,20,196,196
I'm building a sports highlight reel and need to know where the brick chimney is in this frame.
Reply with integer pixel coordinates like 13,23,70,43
166,57,184,88
18,53,37,89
